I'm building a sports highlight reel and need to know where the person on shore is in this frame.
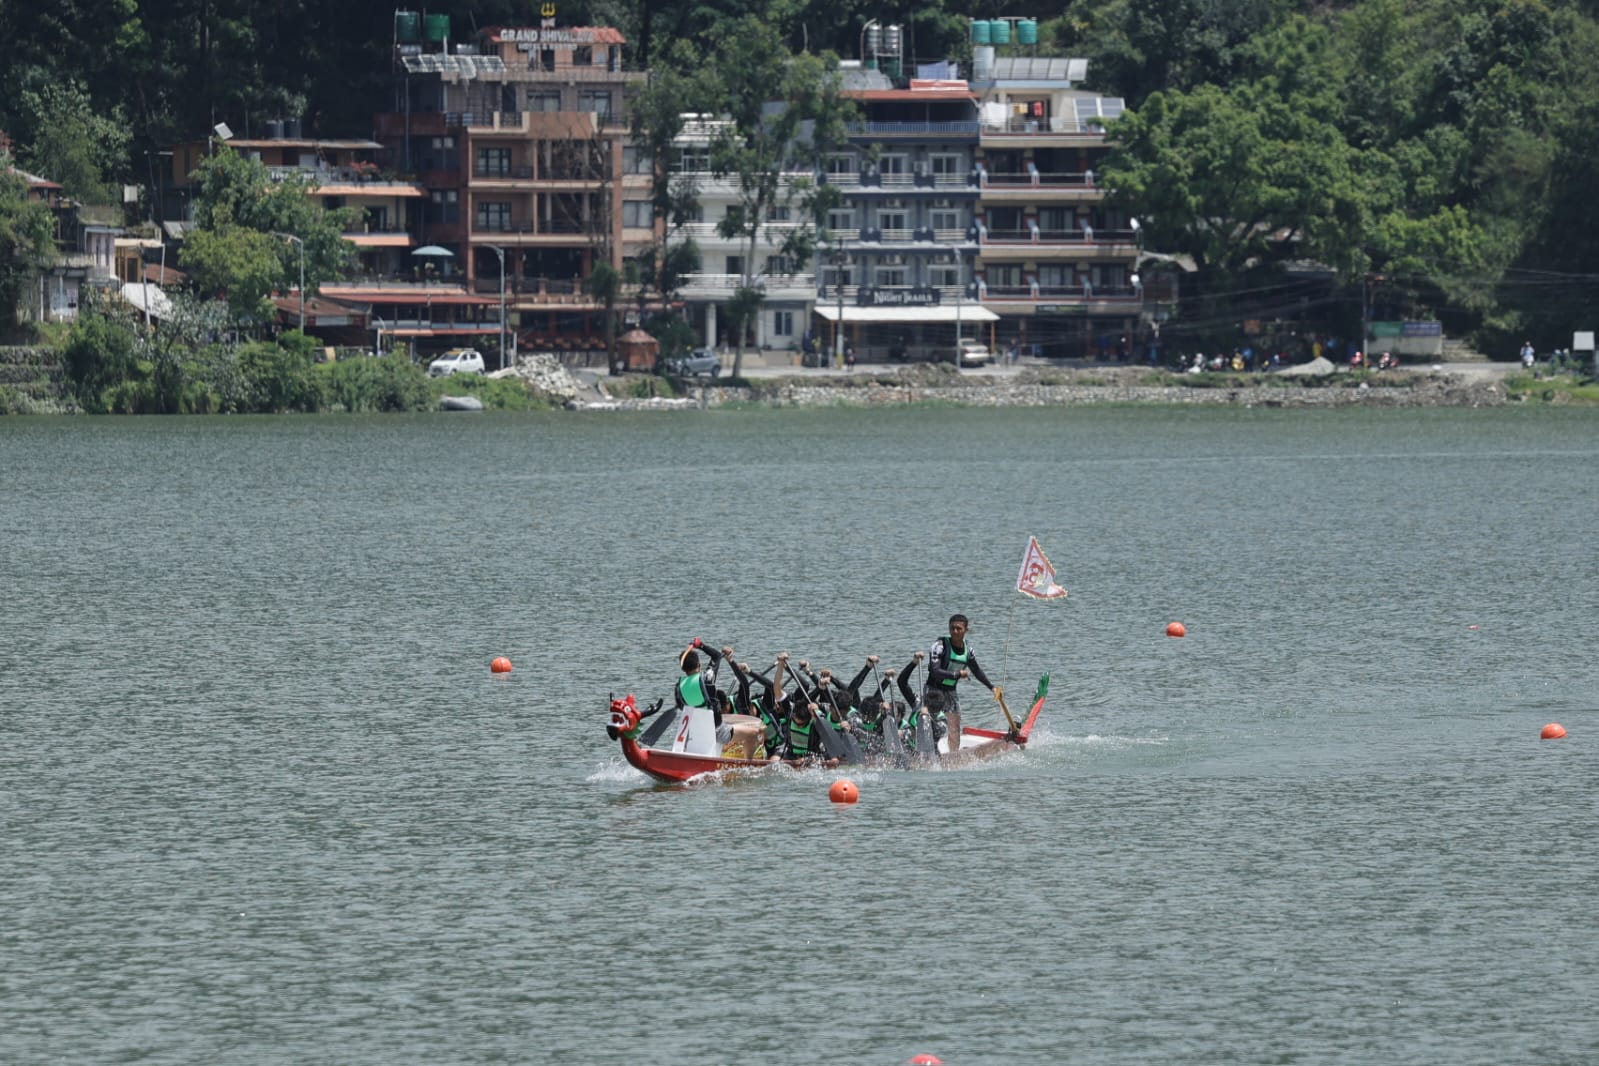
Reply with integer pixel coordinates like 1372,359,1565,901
1520,340,1535,368
923,614,998,752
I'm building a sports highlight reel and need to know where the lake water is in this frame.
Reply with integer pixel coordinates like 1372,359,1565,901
3,406,1597,1065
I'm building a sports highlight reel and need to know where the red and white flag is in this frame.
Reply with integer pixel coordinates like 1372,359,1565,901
1016,536,1068,599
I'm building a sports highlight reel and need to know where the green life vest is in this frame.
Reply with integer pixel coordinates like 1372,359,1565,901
677,674,708,707
788,718,814,757
939,642,971,687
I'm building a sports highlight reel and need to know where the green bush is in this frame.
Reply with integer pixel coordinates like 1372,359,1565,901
318,353,434,412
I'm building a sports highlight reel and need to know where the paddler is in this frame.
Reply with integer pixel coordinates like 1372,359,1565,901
923,613,998,752
676,640,765,759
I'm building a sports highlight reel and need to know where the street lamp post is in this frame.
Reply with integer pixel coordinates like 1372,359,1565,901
834,247,846,366
488,244,508,369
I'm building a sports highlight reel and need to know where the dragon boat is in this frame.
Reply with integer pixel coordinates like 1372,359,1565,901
606,674,1050,785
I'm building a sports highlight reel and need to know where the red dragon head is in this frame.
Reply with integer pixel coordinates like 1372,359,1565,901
606,694,641,740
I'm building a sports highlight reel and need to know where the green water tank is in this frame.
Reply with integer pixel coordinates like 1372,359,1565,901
424,13,450,41
395,10,420,41
991,19,1012,44
971,20,991,45
1017,19,1038,45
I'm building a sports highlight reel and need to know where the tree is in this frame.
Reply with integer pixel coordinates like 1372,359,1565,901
15,80,132,204
182,146,356,327
702,16,855,376
0,158,56,336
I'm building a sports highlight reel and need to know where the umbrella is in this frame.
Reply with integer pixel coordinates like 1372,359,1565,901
412,245,455,257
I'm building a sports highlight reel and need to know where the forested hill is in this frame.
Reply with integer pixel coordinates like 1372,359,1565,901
4,0,1598,348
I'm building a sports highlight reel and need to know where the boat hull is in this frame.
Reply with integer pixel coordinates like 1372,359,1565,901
615,689,1047,785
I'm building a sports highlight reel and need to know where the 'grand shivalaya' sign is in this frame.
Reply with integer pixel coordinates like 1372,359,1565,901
500,27,606,44
857,286,940,307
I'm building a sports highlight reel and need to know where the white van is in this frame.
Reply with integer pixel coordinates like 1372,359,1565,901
427,348,486,377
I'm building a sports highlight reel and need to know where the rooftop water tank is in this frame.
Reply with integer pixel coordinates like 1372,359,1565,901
990,20,1012,44
424,13,450,42
395,10,420,42
266,119,285,139
971,20,991,45
1017,19,1038,45
972,45,995,80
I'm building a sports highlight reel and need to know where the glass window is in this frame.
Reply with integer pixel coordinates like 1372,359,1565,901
579,90,612,119
574,46,593,67
930,154,962,176
527,90,562,112
476,147,511,178
476,201,512,232
825,154,856,177
772,310,794,336
827,208,854,233
622,200,652,227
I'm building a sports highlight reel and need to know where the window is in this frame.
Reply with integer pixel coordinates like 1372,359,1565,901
767,204,791,222
623,146,647,174
772,310,795,336
1037,265,1073,288
878,208,907,233
825,154,856,178
764,255,795,275
476,147,511,178
929,262,960,288
539,49,556,72
476,201,512,232
574,46,593,67
677,147,710,173
987,264,1022,287
875,265,907,287
527,89,561,112
579,90,612,120
428,189,459,224
823,262,854,288
930,202,962,232
930,154,962,177
622,200,652,227
827,208,854,234
879,154,908,178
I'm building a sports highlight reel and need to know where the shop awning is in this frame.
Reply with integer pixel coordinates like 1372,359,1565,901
814,305,999,323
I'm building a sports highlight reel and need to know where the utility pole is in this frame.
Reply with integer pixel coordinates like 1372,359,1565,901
489,244,508,369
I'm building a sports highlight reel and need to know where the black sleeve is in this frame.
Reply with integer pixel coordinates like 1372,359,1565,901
967,653,994,690
897,659,919,707
844,661,873,698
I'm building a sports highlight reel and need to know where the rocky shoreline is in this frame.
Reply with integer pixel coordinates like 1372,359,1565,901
569,361,1515,411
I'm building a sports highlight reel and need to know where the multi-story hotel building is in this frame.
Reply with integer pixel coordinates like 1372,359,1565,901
369,13,653,360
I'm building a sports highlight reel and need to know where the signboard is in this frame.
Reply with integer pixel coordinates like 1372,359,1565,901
1243,318,1261,336
1036,304,1087,315
858,285,940,307
1402,320,1442,337
1573,331,1594,352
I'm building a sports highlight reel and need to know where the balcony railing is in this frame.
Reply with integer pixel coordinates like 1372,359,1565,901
982,171,1098,189
846,121,980,137
471,219,593,235
980,116,1110,136
679,272,817,295
980,283,1140,302
979,227,1138,247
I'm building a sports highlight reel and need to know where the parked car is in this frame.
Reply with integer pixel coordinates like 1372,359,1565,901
428,348,486,377
664,348,722,378
936,340,992,366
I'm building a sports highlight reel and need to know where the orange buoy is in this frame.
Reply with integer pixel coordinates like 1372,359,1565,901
1541,722,1567,739
490,656,513,674
828,779,859,804
1166,621,1186,638
908,1057,945,1065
